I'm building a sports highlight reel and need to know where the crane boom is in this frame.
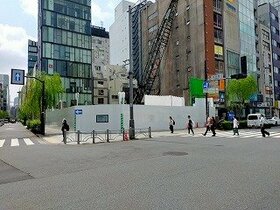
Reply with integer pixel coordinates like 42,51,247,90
133,0,179,104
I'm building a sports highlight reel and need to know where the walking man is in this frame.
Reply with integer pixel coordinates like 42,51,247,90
61,119,70,143
210,116,216,137
260,116,270,137
187,115,194,135
233,117,239,136
169,116,175,133
203,117,211,136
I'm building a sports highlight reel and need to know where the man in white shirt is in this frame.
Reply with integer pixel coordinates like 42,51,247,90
260,116,270,137
233,117,239,136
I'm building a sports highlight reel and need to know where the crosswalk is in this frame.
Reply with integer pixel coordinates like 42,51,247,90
178,130,280,139
0,138,39,148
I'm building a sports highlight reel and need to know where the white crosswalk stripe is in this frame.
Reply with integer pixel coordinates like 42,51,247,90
0,138,41,148
0,140,4,147
23,138,34,145
11,138,19,146
179,131,280,139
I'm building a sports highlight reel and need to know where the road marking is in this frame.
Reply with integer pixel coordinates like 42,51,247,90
11,138,19,147
0,140,4,147
23,138,34,145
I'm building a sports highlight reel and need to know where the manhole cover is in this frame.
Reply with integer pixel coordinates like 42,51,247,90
163,151,188,156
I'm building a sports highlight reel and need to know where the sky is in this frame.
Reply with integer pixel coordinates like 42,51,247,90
0,0,139,105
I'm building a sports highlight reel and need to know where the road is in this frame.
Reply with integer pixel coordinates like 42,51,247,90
0,123,280,209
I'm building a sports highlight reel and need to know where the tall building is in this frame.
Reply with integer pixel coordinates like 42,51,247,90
258,3,280,102
259,0,280,12
38,0,92,107
28,40,38,76
110,0,135,67
0,74,10,111
257,21,274,113
239,0,258,73
139,0,240,106
91,25,110,105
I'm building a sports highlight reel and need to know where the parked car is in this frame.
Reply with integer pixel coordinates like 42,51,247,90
9,118,16,123
247,113,264,128
266,116,280,126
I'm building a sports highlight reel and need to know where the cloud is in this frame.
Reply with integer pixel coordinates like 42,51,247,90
19,0,38,19
91,2,113,27
0,24,36,103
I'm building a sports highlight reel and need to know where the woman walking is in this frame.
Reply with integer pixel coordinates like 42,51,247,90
187,115,194,135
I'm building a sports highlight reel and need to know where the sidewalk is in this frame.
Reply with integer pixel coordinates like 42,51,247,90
40,126,207,144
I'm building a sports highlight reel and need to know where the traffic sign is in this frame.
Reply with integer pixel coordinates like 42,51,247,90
203,81,210,89
75,109,83,115
11,69,25,85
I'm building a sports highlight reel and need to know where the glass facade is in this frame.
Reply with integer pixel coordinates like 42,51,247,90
28,40,38,75
239,0,257,73
39,0,92,106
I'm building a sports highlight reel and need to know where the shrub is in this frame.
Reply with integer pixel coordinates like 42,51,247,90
27,119,41,133
239,120,247,129
220,121,233,130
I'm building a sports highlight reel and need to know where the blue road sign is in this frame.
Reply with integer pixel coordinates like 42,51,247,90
11,69,25,85
75,109,83,115
203,81,210,89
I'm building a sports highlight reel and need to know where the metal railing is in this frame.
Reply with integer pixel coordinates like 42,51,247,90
62,127,152,145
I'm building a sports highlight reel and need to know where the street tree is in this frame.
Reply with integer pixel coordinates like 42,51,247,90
20,73,63,121
226,75,258,118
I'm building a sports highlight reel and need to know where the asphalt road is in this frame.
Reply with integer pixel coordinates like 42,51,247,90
0,123,280,209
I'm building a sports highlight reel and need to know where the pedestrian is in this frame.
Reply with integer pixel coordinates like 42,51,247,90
260,116,270,137
169,116,175,133
203,117,211,136
210,116,216,137
61,119,70,143
187,115,194,135
233,117,239,136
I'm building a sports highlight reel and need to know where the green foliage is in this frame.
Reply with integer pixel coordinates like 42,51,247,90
219,120,247,130
239,120,248,129
27,119,41,133
0,110,9,119
226,75,258,118
19,73,63,121
220,121,233,130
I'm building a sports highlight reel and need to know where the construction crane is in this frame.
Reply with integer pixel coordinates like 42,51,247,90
133,0,179,104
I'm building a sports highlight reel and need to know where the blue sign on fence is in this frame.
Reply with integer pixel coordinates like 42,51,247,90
75,109,83,115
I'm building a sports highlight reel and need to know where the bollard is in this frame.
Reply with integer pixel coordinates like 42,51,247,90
106,129,110,143
92,130,95,144
77,130,80,144
148,127,152,138
63,131,67,144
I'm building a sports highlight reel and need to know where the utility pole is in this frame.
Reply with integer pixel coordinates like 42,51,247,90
128,5,135,140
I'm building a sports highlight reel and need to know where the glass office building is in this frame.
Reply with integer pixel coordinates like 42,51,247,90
38,0,92,107
239,0,257,73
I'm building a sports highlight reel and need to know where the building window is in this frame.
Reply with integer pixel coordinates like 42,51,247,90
112,95,118,99
213,13,222,28
98,89,104,95
98,98,104,104
263,41,270,51
213,0,222,12
97,81,104,85
262,30,269,40
214,28,223,44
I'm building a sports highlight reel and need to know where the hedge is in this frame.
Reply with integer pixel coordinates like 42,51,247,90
219,120,248,130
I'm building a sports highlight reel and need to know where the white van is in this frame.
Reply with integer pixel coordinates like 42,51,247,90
247,113,264,128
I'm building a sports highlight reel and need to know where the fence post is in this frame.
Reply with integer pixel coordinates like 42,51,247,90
148,127,152,138
63,131,67,144
92,130,95,144
106,129,110,143
77,130,80,144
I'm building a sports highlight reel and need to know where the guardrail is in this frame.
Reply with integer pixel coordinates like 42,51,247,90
62,127,152,144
